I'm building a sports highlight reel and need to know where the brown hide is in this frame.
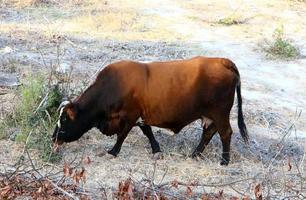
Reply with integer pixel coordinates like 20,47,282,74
54,56,248,164
89,56,239,133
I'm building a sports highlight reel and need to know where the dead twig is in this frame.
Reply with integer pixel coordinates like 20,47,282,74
45,178,80,200
156,176,256,188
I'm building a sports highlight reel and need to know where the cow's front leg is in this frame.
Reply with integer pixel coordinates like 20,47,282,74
139,124,161,154
108,122,133,157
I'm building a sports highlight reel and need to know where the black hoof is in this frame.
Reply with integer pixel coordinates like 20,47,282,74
107,150,118,157
152,149,162,154
220,160,229,166
191,151,202,158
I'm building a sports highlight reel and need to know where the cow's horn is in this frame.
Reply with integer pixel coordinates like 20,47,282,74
57,100,70,111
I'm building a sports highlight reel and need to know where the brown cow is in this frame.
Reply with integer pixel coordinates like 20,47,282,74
52,56,248,165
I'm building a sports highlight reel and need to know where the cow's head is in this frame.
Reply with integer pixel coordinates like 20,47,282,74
52,101,87,149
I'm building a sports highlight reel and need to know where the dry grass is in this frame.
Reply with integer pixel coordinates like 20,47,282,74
177,0,306,43
0,0,184,41
1,0,306,199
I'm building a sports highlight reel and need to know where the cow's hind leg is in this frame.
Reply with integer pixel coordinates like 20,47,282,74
215,120,233,166
139,125,161,154
108,122,133,157
192,123,217,158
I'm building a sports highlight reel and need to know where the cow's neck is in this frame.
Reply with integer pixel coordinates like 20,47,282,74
74,84,105,126
74,71,122,128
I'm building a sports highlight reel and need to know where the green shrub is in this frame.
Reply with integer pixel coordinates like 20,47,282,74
0,74,65,162
217,15,244,26
265,26,299,59
0,123,7,140
15,133,28,143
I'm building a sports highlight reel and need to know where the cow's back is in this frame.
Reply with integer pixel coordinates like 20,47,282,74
101,57,238,131
137,56,239,130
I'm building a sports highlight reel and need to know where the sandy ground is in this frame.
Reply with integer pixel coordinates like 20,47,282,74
1,0,306,199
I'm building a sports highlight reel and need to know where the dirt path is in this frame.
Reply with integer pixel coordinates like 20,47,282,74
145,0,306,139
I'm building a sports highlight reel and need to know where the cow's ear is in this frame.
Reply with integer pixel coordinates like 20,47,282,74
66,103,78,121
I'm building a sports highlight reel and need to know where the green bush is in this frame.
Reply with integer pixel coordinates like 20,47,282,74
265,26,299,59
217,15,245,26
0,74,65,162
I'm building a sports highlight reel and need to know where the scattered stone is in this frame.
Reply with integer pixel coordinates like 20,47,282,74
0,46,13,55
0,72,19,87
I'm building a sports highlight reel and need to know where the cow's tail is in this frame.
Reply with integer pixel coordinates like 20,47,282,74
236,79,249,144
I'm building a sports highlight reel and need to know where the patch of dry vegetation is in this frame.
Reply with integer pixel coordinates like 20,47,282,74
0,0,184,41
263,26,299,59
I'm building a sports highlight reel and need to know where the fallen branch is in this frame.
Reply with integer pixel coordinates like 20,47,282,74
156,176,256,188
45,178,79,200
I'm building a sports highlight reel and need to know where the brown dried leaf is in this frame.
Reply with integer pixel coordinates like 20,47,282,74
83,156,92,165
37,186,43,193
242,196,250,200
171,179,179,188
73,169,80,185
0,185,11,197
142,190,151,199
186,186,192,197
80,167,86,183
254,184,262,200
117,178,134,199
44,181,51,189
201,193,209,200
159,194,168,200
288,158,292,171
127,181,134,199
217,190,223,199
190,180,199,186
63,163,73,177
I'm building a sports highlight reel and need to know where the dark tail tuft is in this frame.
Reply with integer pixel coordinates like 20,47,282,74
236,80,249,144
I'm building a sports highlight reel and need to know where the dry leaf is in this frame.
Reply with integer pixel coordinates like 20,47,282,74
73,169,80,185
127,181,134,199
116,178,135,199
0,185,11,195
63,163,73,177
159,194,168,200
186,186,192,197
201,193,209,200
171,180,179,188
217,190,223,199
254,184,262,200
288,158,292,171
80,167,86,183
242,196,250,200
190,180,199,186
37,186,43,193
83,156,92,165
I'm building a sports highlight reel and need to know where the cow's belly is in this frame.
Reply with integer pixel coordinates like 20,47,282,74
141,106,203,132
143,115,213,134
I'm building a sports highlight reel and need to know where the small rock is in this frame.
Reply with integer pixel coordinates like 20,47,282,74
0,72,19,87
56,63,71,74
9,129,20,141
0,46,13,54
